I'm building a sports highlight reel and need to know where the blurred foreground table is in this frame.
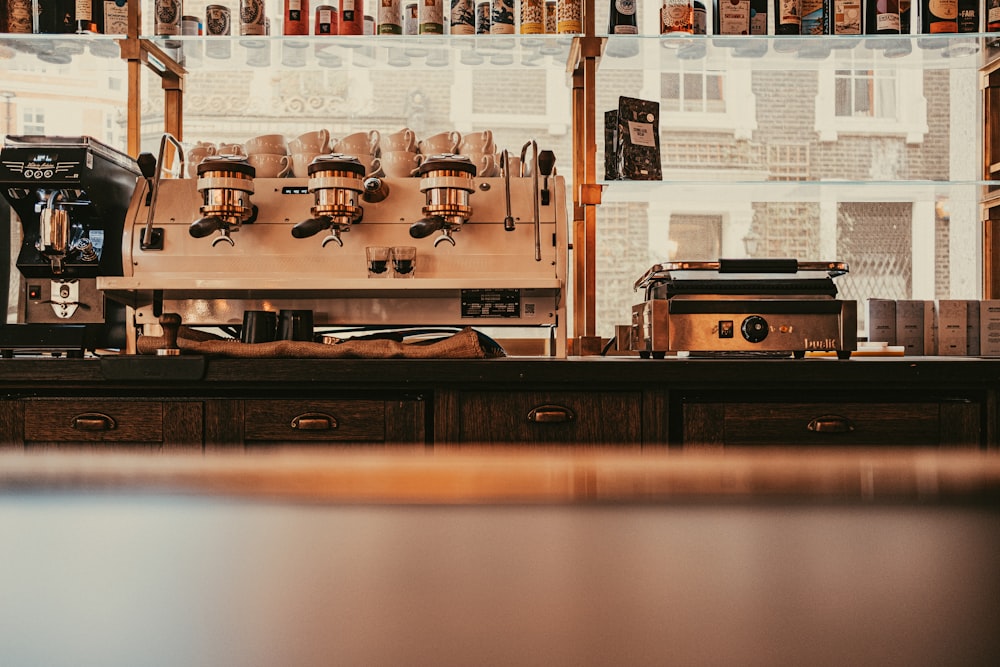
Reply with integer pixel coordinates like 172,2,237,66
2,448,999,667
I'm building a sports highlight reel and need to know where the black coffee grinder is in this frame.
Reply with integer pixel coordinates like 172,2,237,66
0,136,141,356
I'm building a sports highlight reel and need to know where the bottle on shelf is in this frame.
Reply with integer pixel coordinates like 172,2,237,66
102,0,129,35
75,0,98,33
609,0,638,34
378,0,403,33
606,0,638,57
990,0,1000,32
801,0,828,34
714,0,750,35
956,0,977,32
315,4,337,34
240,0,267,36
866,0,901,33
35,0,75,33
520,0,544,33
6,0,33,33
490,0,515,33
661,0,694,34
919,0,958,33
829,0,862,33
693,0,706,32
284,0,310,35
556,0,581,33
419,0,444,33
451,0,476,33
476,0,490,32
773,0,802,34
749,0,767,33
340,0,364,33
155,0,182,37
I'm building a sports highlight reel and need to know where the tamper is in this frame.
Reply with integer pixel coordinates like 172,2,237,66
157,313,182,356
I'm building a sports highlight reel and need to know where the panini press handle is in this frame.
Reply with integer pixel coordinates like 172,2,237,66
719,258,799,273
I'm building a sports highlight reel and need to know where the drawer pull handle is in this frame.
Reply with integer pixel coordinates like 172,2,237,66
71,413,117,432
807,415,854,433
527,405,575,423
291,413,338,431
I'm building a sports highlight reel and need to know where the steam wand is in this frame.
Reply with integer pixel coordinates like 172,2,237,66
520,140,540,261
140,132,185,251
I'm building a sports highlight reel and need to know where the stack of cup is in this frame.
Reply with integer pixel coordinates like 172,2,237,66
418,130,462,158
186,142,217,178
289,129,332,177
459,130,499,177
333,130,382,176
244,133,290,178
380,127,423,178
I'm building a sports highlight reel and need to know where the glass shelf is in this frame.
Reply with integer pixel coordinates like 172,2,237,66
598,34,999,71
598,180,987,203
0,34,123,62
145,35,576,72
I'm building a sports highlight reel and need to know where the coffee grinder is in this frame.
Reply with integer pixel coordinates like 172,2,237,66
0,136,141,356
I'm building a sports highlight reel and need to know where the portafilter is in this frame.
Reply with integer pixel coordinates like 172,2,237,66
408,153,477,247
291,153,366,248
188,155,257,247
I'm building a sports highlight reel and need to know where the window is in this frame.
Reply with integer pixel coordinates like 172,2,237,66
22,108,45,135
660,69,725,114
834,68,897,119
815,50,926,144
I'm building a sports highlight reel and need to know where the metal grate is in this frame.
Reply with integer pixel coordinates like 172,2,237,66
836,202,913,331
752,203,820,259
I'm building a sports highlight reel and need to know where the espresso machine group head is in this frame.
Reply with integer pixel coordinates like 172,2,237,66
0,136,141,355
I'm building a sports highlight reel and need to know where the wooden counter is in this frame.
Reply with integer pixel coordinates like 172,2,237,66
2,448,999,667
1,356,998,449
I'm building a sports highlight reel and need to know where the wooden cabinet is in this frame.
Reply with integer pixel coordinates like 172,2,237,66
682,398,982,449
436,390,643,447
0,358,996,450
5,398,203,450
240,399,425,448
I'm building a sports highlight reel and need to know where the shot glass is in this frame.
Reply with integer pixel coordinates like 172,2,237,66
366,246,391,278
391,246,416,278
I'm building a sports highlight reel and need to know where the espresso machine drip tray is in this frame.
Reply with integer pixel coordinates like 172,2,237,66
624,259,858,359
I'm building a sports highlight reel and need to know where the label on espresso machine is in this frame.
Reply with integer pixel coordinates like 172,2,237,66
461,289,521,318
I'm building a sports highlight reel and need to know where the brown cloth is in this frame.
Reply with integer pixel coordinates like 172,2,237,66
136,327,504,359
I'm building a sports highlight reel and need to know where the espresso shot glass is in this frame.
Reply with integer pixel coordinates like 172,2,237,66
391,246,416,278
366,246,391,278
241,310,278,344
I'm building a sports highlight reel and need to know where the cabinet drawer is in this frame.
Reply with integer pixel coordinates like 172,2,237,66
244,400,388,443
684,401,981,448
24,399,165,443
456,391,641,446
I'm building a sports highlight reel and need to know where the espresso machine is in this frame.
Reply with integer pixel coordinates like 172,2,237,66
0,136,141,356
99,137,568,355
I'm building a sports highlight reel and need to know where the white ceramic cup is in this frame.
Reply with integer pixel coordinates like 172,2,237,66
334,130,380,157
248,152,291,178
383,128,417,152
357,155,383,177
288,129,330,155
380,150,423,178
186,145,216,177
216,143,246,157
460,129,494,155
290,152,321,177
244,133,288,155
418,130,462,155
469,152,498,177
